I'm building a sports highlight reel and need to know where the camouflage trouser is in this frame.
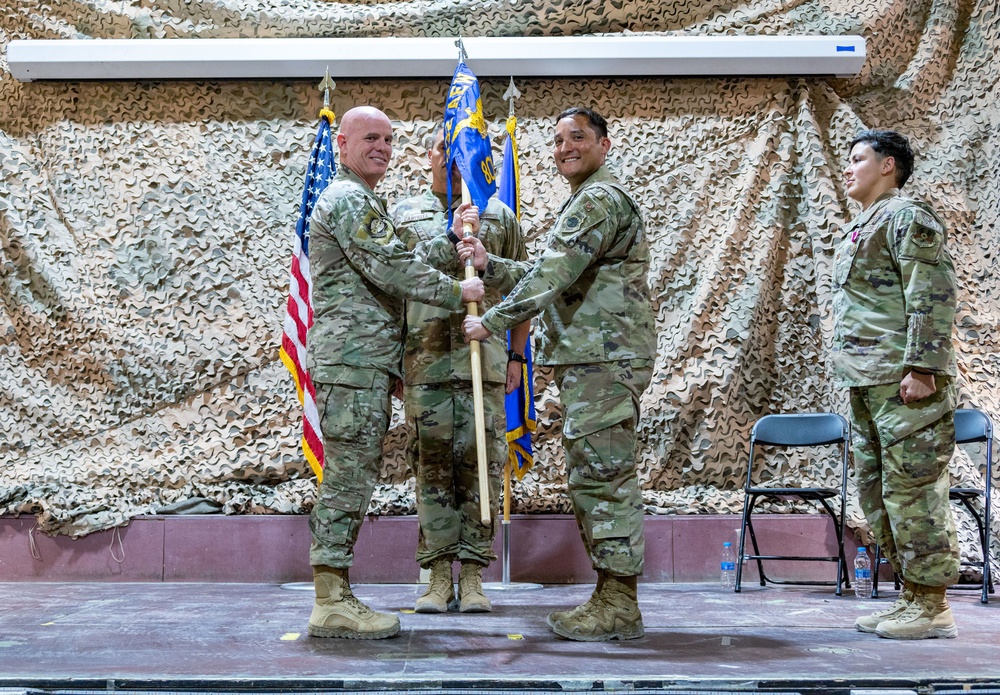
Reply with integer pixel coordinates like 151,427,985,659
849,378,960,587
555,360,653,578
406,381,505,568
309,373,391,568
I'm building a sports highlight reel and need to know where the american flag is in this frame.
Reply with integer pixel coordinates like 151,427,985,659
279,108,336,482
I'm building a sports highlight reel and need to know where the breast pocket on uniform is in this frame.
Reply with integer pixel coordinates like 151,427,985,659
833,243,858,286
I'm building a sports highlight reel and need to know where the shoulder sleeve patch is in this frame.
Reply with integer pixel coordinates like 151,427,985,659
912,208,944,236
897,207,944,264
357,210,396,247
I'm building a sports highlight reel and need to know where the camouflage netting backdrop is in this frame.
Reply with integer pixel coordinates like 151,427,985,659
1,1,998,575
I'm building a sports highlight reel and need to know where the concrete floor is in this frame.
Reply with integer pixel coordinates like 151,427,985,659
1,581,998,693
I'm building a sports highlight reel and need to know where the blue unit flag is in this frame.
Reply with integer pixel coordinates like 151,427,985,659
444,61,497,212
498,114,536,478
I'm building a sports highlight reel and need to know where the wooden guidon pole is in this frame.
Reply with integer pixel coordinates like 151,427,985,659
461,181,492,525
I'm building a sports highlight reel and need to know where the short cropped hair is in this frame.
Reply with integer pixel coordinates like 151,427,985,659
424,124,443,150
556,107,609,139
850,129,915,188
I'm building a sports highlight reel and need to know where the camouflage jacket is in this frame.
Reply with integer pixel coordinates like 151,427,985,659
479,165,656,366
306,167,465,384
391,190,526,385
832,190,957,387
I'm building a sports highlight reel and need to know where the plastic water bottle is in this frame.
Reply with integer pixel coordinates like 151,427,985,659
854,546,872,598
720,541,736,589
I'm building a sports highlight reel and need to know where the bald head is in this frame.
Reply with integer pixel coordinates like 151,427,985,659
340,106,390,134
337,106,393,189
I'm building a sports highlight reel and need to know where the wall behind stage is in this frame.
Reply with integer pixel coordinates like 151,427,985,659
1,2,998,560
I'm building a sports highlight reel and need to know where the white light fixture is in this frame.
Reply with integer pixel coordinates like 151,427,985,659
7,35,865,82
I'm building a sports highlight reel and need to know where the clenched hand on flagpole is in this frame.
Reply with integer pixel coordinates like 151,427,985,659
460,179,490,526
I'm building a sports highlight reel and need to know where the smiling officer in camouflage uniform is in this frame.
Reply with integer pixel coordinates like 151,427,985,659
391,128,529,614
462,107,656,642
832,129,960,640
305,106,484,640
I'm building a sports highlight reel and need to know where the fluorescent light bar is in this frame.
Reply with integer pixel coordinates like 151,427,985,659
7,35,866,82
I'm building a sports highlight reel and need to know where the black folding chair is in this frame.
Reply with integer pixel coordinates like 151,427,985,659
871,408,994,603
735,412,851,596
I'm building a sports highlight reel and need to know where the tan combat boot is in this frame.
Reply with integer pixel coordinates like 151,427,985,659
550,573,644,642
458,562,492,613
414,558,455,613
855,580,915,633
875,584,958,640
308,566,400,639
546,570,606,628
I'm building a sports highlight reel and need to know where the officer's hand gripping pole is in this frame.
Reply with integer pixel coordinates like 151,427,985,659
461,180,492,526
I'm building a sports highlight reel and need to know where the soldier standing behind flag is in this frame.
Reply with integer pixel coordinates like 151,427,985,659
391,127,529,614
832,129,961,640
305,106,484,640
461,107,656,641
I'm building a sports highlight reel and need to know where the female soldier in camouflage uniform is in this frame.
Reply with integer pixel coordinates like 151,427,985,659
832,129,961,640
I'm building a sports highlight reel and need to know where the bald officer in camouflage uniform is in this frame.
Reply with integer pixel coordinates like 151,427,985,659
832,129,960,640
391,128,529,614
306,106,484,640
462,107,655,641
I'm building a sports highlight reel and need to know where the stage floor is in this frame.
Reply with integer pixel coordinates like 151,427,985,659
1,581,998,693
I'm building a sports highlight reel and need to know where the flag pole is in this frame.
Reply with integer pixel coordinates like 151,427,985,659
461,177,492,526
450,37,491,526
500,76,519,582
280,68,338,592
501,75,521,533
502,459,513,584
319,66,335,110
483,76,542,592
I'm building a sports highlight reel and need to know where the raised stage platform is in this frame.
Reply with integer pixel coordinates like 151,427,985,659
0,513,858,584
1,580,998,694
2,513,995,694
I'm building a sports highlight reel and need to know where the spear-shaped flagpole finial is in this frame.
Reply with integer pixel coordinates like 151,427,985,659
503,76,521,117
455,36,469,63
318,67,336,109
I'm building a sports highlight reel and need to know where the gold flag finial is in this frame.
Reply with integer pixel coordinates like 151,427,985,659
503,76,521,117
318,67,336,109
455,37,469,63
